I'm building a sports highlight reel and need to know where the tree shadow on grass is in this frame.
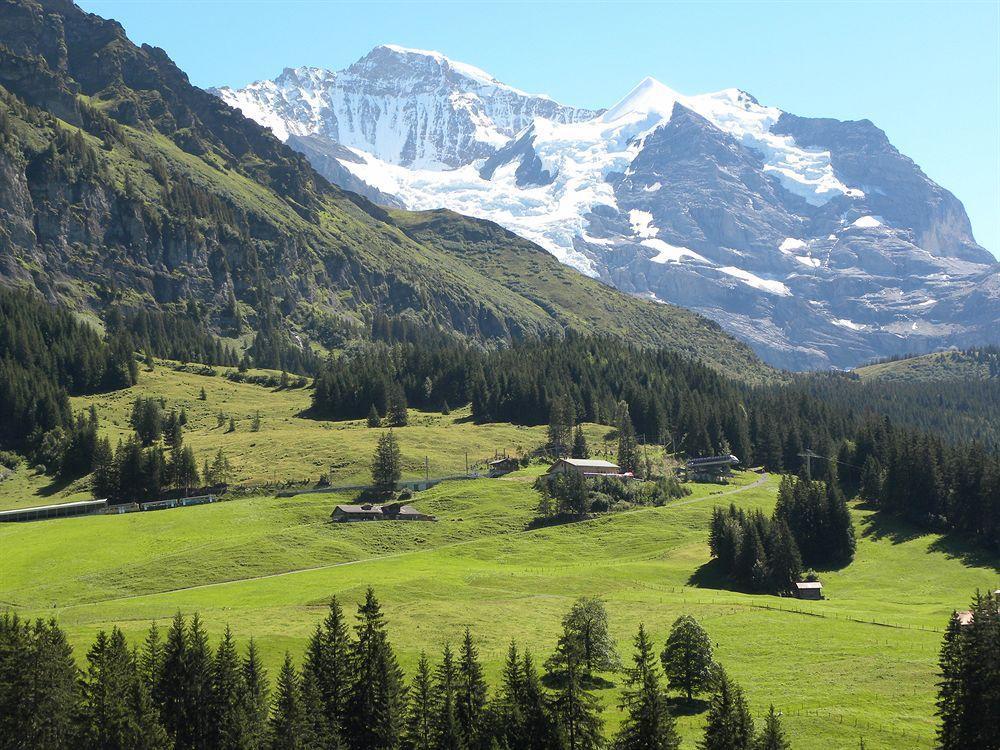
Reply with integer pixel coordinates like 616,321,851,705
927,533,1000,574
665,697,709,716
541,671,616,690
686,558,735,592
859,509,929,545
861,508,999,573
37,474,79,498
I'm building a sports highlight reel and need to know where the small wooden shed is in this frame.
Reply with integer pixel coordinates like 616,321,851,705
488,457,520,477
794,581,823,600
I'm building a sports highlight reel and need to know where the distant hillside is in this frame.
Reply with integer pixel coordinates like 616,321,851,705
0,0,767,378
857,347,1000,383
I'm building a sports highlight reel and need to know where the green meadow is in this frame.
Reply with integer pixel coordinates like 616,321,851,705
0,364,622,511
2,460,996,749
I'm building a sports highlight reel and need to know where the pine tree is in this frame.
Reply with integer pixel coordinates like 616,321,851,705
572,426,590,460
937,591,1000,750
141,621,164,693
367,405,381,428
0,615,78,749
660,615,715,703
303,597,352,737
157,612,189,742
79,628,169,750
457,627,488,748
172,445,200,493
551,648,603,750
433,644,465,750
612,623,680,750
825,482,856,565
617,401,640,475
754,705,790,750
270,653,308,750
547,397,574,457
736,525,768,591
489,642,525,750
92,436,116,499
345,588,407,750
301,666,335,748
404,652,435,750
211,626,249,750
387,386,409,427
241,638,271,749
700,671,754,750
937,611,968,750
185,613,215,748
209,448,232,486
371,431,402,492
858,456,881,502
765,518,802,593
520,651,561,750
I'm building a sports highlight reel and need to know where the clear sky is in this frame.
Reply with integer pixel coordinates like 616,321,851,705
79,0,999,259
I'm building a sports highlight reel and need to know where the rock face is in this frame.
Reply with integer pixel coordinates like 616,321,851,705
211,46,596,169
216,52,999,370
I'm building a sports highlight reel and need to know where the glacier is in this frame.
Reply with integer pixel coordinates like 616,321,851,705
212,44,999,370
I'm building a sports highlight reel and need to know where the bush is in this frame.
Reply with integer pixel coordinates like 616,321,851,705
0,451,21,471
589,493,612,513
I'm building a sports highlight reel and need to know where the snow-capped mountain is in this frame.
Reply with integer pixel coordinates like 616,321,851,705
213,47,999,370
212,45,596,169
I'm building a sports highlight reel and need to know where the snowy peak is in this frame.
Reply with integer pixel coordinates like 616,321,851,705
349,44,519,94
601,77,681,124
215,45,596,169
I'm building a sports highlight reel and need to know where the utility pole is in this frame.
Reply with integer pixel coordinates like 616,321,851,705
798,449,822,480
424,455,429,484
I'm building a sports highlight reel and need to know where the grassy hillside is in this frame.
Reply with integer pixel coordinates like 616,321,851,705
857,348,1000,383
0,0,768,378
0,362,626,511
2,469,995,749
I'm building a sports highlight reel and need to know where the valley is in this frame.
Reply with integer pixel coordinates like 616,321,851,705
2,460,995,749
0,2,997,748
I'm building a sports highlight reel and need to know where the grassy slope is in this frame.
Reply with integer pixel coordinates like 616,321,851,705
2,469,995,749
856,350,995,383
0,364,623,511
391,209,769,379
126,121,769,377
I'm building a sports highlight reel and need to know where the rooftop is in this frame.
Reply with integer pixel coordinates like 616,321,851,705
0,498,107,518
557,458,621,468
795,581,823,589
334,503,424,515
686,454,740,467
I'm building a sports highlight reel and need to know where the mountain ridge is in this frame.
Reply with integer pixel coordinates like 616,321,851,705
0,0,767,379
215,47,999,370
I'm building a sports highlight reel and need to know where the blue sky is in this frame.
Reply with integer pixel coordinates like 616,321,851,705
80,0,999,258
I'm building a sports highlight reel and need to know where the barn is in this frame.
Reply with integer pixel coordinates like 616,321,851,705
794,581,824,600
546,458,623,477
